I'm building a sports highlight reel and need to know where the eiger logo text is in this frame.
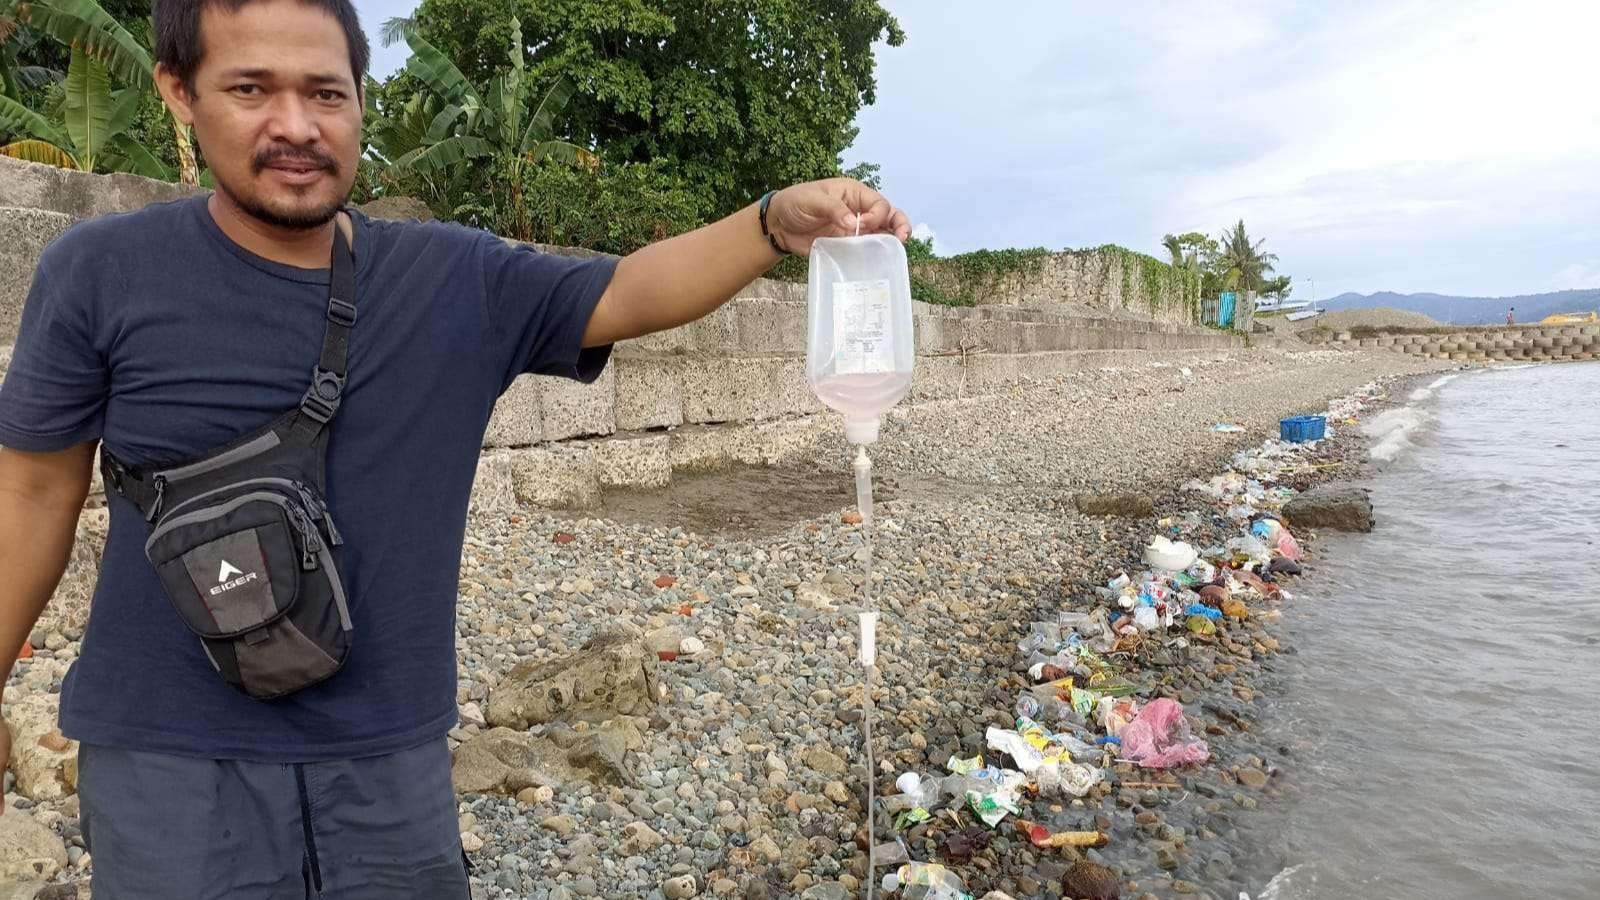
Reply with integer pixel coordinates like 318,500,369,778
211,559,258,595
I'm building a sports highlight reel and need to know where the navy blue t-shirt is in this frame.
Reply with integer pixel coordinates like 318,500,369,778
0,195,616,761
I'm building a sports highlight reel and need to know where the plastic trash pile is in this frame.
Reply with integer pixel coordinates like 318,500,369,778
873,391,1386,897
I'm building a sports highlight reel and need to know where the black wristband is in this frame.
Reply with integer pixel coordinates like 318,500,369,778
759,191,789,256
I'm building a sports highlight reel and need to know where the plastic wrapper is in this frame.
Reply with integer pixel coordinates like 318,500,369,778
1133,606,1161,632
1096,696,1139,738
1118,698,1209,769
1035,760,1103,798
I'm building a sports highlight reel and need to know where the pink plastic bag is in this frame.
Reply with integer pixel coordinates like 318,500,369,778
1276,530,1303,561
1118,698,1209,769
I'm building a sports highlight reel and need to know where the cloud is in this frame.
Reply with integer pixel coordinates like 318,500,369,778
911,222,940,253
848,0,1600,297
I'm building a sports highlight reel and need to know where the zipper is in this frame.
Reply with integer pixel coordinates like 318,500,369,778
148,491,304,554
289,506,322,571
296,484,343,546
153,431,282,484
146,475,167,523
156,477,341,548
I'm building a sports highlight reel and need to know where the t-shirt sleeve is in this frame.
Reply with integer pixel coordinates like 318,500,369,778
479,235,618,394
0,245,108,451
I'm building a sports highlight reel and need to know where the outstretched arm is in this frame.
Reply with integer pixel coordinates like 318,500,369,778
581,178,912,348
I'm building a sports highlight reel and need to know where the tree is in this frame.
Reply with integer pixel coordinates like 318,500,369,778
0,0,196,182
373,17,592,175
1259,274,1292,301
402,0,904,217
1213,220,1278,294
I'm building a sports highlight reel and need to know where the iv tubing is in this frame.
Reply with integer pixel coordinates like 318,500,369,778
853,444,878,900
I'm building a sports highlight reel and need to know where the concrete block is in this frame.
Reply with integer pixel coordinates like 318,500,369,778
1,207,75,344
914,315,959,354
612,356,683,431
0,156,198,218
678,356,815,424
484,375,542,448
1535,336,1554,349
734,299,806,353
537,363,615,440
508,445,600,508
590,435,671,488
910,355,965,401
965,353,1019,392
683,303,741,352
469,452,519,517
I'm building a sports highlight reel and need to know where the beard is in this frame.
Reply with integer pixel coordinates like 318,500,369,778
216,145,351,231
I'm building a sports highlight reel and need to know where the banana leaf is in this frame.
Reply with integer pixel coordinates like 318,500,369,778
402,133,491,173
519,77,574,155
0,137,79,168
63,46,112,168
105,133,173,180
402,29,479,108
0,92,71,146
15,0,153,87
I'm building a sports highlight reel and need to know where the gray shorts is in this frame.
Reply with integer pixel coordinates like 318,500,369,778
78,739,469,900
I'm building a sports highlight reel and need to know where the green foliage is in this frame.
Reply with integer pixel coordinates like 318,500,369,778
905,247,1049,306
1212,219,1278,294
446,156,700,254
406,0,904,217
0,0,183,178
0,42,163,174
374,17,593,176
1093,244,1201,319
903,234,937,263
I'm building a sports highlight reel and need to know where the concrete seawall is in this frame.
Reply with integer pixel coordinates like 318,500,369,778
0,156,1243,508
1325,325,1599,363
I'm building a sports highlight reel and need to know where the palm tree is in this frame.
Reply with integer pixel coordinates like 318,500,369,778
1213,220,1278,294
373,16,593,175
0,0,197,182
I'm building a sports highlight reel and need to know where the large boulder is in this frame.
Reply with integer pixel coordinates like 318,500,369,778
2,695,76,801
0,807,68,881
451,720,643,795
487,624,659,729
355,196,433,221
1284,484,1375,533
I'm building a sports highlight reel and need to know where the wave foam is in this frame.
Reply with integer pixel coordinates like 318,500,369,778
1363,407,1429,461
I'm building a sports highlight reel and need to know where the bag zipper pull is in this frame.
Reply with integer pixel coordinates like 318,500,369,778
296,483,344,547
290,507,321,570
146,475,167,523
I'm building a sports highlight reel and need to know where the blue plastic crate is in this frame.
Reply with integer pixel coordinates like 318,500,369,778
1280,415,1327,443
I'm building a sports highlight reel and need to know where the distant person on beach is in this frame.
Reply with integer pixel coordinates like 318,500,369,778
1507,307,1516,325
0,0,910,896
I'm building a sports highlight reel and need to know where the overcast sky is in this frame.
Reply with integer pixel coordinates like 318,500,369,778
356,0,1600,300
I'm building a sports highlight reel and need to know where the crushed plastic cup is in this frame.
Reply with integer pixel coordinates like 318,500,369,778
895,861,968,898
1035,760,1103,798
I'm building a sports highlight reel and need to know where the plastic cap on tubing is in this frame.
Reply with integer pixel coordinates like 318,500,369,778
845,416,880,444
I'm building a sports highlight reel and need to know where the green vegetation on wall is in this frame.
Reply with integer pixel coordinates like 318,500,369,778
1092,244,1202,321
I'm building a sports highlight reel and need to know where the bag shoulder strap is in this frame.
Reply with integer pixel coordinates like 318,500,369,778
101,222,358,513
292,222,357,437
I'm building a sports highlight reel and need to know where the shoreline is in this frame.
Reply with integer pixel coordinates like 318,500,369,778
2,350,1473,900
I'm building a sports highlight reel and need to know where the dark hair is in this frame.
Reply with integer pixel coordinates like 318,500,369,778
154,0,370,93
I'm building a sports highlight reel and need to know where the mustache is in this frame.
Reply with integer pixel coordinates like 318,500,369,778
253,146,339,175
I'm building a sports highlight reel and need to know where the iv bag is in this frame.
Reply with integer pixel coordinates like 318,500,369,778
806,234,916,444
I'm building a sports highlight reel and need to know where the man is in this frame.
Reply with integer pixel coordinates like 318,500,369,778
1506,306,1515,325
0,0,909,896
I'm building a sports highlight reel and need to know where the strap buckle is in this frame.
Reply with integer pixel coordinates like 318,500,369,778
327,298,357,328
299,368,345,424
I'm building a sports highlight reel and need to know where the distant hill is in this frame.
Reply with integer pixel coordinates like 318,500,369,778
1320,289,1600,325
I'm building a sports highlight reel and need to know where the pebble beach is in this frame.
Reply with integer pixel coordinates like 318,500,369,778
4,347,1455,900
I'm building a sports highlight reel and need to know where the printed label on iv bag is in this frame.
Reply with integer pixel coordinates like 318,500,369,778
832,280,894,374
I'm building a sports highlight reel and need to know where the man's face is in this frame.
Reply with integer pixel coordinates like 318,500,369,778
162,0,362,230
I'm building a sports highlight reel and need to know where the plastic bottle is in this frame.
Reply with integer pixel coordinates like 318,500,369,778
807,234,916,444
895,862,968,899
